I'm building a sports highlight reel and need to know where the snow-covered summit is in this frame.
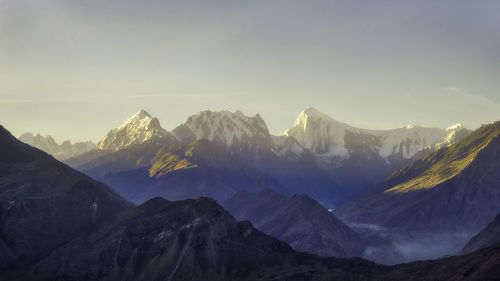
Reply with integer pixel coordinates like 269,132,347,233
281,107,354,158
446,123,464,131
172,109,272,147
282,108,470,161
98,109,170,151
117,109,152,130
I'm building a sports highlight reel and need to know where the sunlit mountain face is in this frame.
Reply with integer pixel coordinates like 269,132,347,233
3,0,500,279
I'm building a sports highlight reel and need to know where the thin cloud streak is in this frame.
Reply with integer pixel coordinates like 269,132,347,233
445,87,499,107
0,98,33,104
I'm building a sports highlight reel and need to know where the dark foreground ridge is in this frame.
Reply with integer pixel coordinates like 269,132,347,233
1,125,500,280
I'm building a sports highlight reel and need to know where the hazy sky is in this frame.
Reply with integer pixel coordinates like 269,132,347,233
1,0,499,142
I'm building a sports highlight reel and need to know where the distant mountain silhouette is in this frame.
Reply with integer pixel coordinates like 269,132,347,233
18,132,96,160
223,188,365,258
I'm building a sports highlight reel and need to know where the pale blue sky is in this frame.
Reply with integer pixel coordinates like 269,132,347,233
1,0,499,142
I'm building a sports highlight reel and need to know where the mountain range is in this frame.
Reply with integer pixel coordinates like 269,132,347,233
2,124,500,280
337,120,500,234
18,132,97,160
282,107,469,163
16,108,490,264
55,108,470,208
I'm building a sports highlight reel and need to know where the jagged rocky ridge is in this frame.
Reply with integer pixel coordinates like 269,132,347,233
2,124,500,281
172,109,273,147
18,132,96,160
98,109,176,151
283,107,469,160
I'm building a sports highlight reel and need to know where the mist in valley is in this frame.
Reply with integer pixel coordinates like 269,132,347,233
350,223,475,265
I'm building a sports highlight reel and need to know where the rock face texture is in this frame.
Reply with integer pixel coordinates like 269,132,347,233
1,124,500,281
463,212,500,254
337,121,500,235
223,189,365,258
0,125,131,267
172,109,273,147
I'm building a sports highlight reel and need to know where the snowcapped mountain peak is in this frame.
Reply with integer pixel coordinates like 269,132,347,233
118,109,153,130
281,108,352,158
302,107,331,118
292,108,350,134
172,109,272,147
99,109,170,151
299,107,345,123
282,108,471,162
446,123,464,131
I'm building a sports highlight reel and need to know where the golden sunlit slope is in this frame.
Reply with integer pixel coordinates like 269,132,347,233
336,120,500,233
149,143,198,177
383,121,500,193
148,140,246,178
71,139,287,203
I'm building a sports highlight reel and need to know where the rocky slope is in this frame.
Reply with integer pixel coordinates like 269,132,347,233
337,121,500,235
1,124,500,280
0,125,131,267
18,132,96,160
222,189,365,258
462,212,500,254
17,196,500,281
